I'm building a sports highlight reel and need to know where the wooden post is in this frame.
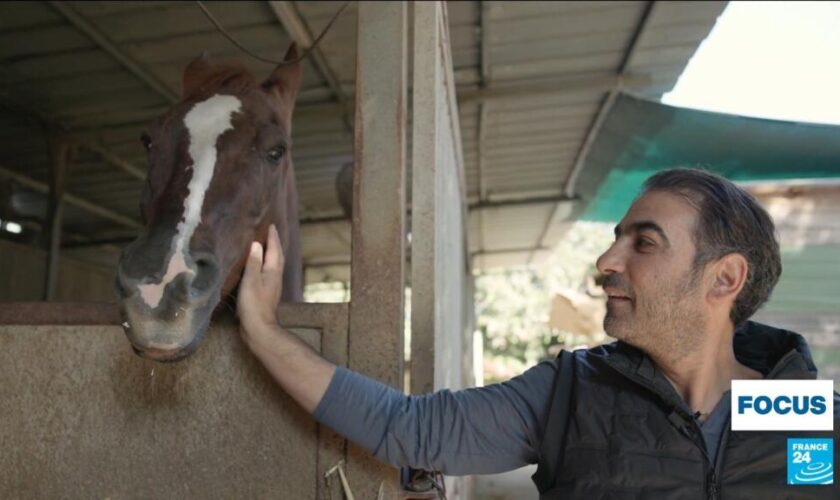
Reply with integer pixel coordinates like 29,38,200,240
347,2,407,497
43,133,71,301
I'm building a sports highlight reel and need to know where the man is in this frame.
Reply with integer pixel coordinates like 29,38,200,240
237,168,839,499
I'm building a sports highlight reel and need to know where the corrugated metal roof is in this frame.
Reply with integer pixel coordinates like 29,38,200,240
0,1,726,281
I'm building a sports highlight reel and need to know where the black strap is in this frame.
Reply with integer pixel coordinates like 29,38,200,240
531,350,576,494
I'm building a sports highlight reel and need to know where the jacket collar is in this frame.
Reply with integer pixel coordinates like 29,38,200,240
732,320,817,379
593,320,818,411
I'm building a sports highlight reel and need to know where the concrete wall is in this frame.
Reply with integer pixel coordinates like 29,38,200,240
0,238,118,302
0,317,345,499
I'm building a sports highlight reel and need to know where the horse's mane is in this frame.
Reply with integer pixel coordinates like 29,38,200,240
182,61,258,102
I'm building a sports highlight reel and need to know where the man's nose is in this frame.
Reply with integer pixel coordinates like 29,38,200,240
596,243,625,275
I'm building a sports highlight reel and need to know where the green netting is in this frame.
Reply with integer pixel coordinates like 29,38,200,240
576,94,840,222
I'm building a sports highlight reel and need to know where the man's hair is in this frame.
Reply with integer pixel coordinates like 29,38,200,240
641,168,781,326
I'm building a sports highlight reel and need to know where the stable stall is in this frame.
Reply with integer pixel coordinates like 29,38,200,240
0,2,725,498
1,2,471,498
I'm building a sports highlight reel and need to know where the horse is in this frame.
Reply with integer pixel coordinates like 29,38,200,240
115,45,304,363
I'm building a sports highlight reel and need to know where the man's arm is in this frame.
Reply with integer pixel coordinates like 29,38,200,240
314,361,556,474
241,321,335,414
237,226,557,474
237,225,335,413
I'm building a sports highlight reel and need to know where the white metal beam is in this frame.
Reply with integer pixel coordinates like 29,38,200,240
531,0,657,263
477,1,490,256
563,1,657,199
458,72,652,104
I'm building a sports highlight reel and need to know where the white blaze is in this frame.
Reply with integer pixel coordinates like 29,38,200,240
138,94,241,309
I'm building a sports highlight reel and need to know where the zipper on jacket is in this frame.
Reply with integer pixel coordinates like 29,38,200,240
711,415,730,500
706,468,719,500
600,344,808,500
606,356,724,498
684,415,719,500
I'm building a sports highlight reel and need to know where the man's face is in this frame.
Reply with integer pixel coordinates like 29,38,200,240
595,190,708,361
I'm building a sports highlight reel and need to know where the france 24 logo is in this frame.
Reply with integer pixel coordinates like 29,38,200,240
788,438,833,485
731,380,834,431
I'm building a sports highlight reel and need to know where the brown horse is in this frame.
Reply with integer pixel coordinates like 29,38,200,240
116,46,303,362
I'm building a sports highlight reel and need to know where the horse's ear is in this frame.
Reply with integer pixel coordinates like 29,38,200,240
263,43,303,102
182,52,213,99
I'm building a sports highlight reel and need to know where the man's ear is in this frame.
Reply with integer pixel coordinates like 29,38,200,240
709,253,749,300
262,43,303,104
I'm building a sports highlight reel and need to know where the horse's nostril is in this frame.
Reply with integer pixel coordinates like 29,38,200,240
189,252,220,296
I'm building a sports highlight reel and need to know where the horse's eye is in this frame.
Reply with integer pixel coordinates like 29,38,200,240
140,132,152,151
267,145,286,164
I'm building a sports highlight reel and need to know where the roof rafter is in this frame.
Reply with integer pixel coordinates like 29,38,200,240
477,1,490,255
0,95,146,183
0,164,141,230
47,1,178,104
267,1,354,133
530,0,658,264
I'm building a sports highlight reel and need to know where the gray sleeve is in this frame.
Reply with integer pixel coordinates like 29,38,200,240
312,360,558,475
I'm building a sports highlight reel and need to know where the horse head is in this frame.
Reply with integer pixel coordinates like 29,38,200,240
116,45,303,362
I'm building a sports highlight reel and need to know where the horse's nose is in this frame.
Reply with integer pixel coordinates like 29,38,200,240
115,260,139,300
187,251,220,300
116,250,220,304
115,237,151,300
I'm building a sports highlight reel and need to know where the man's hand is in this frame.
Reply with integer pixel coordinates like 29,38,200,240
237,224,284,338
235,224,336,414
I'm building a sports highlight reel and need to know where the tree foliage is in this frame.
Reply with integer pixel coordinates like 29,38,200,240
475,222,614,383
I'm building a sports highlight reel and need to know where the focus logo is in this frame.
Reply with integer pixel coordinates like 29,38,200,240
731,380,834,431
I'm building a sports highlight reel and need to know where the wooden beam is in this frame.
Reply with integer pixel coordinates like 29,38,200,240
47,1,178,104
0,302,121,326
61,236,136,249
0,96,148,185
83,144,146,181
267,1,354,133
43,133,71,300
0,165,142,230
347,2,406,497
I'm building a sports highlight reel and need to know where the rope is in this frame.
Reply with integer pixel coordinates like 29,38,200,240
195,1,350,66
